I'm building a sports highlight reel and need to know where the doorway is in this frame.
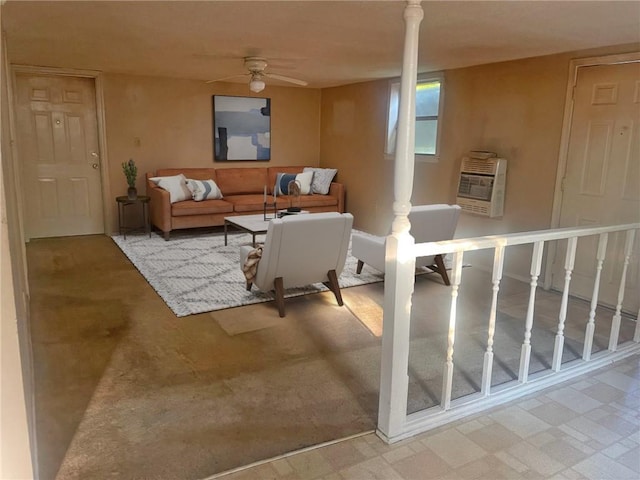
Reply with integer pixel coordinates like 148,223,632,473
551,55,640,312
14,72,105,239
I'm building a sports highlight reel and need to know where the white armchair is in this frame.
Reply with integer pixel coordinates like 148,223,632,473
351,204,461,285
240,212,354,317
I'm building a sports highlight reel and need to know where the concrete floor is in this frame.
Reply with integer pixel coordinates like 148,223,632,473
27,234,637,479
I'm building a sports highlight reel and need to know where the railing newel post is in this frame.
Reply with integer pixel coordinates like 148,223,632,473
376,0,423,443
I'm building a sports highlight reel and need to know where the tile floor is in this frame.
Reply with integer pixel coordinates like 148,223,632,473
212,355,640,480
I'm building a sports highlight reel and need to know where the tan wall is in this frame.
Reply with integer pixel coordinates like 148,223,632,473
321,54,573,236
320,44,639,277
319,80,394,234
103,74,321,232
441,54,570,277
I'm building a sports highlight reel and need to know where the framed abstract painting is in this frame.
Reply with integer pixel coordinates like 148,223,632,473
212,95,271,161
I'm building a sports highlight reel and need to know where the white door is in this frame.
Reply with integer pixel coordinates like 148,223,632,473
15,73,104,238
553,61,640,312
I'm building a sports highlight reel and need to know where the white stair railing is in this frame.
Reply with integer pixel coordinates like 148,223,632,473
378,222,640,444
379,0,639,446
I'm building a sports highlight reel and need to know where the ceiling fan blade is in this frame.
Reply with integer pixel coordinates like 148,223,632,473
264,72,308,87
205,73,249,84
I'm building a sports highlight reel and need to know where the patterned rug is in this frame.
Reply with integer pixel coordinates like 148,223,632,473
111,230,384,317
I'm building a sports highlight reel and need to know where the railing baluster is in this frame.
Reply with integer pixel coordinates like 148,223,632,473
609,230,636,351
482,245,505,396
519,241,545,383
583,233,609,361
442,250,464,410
552,237,578,371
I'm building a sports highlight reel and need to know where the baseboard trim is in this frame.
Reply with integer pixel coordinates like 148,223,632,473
201,429,376,479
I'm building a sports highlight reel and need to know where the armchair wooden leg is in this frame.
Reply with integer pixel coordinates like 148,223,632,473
323,269,344,306
246,281,253,291
274,277,286,317
356,260,364,274
434,254,450,286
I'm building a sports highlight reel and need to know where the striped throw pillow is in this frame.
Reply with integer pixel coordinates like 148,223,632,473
186,179,223,201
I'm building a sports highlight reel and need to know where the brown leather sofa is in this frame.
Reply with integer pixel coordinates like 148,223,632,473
146,166,345,240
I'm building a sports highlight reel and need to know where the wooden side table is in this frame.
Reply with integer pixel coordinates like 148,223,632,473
116,195,151,239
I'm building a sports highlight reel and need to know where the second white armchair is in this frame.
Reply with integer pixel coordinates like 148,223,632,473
351,204,461,285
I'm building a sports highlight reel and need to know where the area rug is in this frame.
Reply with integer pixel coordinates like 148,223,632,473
112,230,384,317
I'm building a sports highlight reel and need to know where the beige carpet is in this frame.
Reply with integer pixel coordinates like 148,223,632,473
28,235,384,480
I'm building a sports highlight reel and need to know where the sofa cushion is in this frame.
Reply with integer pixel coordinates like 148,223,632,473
171,199,233,216
186,179,223,201
216,168,268,195
274,171,313,195
149,174,192,203
303,167,338,195
224,194,268,213
296,194,339,208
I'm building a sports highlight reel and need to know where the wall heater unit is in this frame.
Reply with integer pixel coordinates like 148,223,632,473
456,157,507,217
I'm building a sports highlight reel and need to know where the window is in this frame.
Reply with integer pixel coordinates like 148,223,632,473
385,73,443,161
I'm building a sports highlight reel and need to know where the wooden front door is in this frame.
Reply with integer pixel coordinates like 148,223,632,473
15,73,104,239
552,61,640,312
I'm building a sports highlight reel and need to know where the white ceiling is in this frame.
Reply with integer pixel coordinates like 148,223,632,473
3,1,640,89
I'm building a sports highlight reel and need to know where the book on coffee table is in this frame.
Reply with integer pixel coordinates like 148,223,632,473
277,210,309,217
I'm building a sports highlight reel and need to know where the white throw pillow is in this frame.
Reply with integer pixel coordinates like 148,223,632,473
274,171,314,195
186,179,223,201
303,167,337,195
149,174,191,203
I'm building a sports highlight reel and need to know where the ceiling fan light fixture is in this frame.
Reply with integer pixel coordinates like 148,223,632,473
249,75,265,93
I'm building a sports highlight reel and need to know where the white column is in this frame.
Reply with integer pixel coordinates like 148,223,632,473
377,0,423,441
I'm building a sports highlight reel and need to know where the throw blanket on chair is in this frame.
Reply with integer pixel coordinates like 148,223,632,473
242,245,263,283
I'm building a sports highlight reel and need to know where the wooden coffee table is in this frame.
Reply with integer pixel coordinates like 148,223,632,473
224,214,270,247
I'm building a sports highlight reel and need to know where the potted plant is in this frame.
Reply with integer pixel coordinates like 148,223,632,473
122,159,138,200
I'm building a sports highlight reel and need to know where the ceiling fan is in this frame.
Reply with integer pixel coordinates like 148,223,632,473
206,57,308,92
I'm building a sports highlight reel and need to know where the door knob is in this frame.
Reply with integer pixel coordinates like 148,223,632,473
92,163,99,169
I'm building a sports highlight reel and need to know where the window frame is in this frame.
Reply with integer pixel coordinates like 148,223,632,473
384,72,444,164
